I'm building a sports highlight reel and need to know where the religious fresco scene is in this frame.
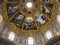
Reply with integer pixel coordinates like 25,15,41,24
0,0,60,45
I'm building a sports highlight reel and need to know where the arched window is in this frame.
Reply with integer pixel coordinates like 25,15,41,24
28,37,34,45
45,31,53,40
57,15,60,23
8,32,15,41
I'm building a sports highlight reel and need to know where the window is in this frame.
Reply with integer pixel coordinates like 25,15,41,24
0,15,3,23
57,15,60,23
8,32,15,41
45,31,53,40
28,37,34,45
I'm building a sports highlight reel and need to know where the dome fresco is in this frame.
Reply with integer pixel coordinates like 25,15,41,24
0,0,60,45
1,0,58,35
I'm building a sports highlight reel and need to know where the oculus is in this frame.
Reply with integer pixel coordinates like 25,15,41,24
26,2,33,8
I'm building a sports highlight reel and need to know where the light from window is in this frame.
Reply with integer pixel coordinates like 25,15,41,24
28,37,34,45
45,31,53,40
8,32,15,41
57,15,60,23
0,15,3,23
